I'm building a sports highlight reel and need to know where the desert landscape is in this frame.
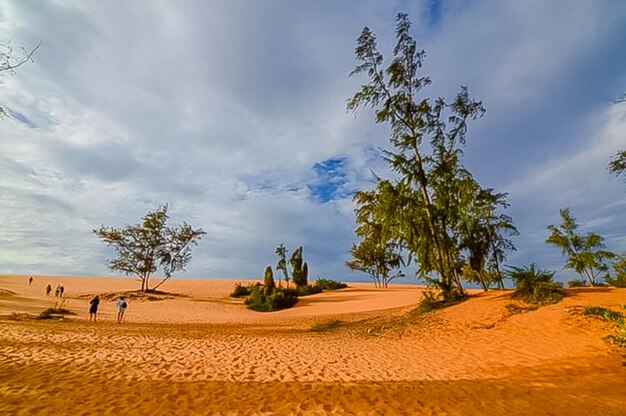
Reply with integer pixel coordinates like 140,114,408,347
1,274,625,415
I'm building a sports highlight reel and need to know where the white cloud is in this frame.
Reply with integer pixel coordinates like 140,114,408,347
1,1,625,284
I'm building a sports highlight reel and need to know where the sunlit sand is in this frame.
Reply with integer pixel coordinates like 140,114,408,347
1,274,624,415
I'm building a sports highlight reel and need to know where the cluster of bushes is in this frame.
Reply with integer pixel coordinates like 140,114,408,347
230,245,348,312
231,270,347,312
583,306,626,348
506,264,564,305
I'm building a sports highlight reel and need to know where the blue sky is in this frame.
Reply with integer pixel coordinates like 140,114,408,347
0,0,625,283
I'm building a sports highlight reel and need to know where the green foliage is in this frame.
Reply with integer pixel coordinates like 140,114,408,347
348,13,515,299
230,283,256,298
264,266,275,292
546,208,615,286
314,278,348,290
346,212,405,288
275,244,290,287
605,255,626,287
290,246,309,287
93,205,205,292
296,285,322,296
609,150,626,177
417,289,467,313
245,286,298,312
583,306,623,322
505,303,539,315
583,306,626,349
506,264,564,304
568,279,587,288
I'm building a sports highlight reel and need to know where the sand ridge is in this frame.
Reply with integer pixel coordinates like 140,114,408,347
1,274,625,415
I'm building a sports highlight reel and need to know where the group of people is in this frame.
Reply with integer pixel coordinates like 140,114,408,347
88,295,128,323
45,283,65,297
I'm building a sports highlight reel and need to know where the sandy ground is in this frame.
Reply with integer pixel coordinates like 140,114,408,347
1,274,625,415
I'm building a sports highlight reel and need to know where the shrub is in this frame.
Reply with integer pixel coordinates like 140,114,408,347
568,279,587,288
583,306,623,322
230,283,256,298
583,306,626,349
417,289,467,313
506,264,564,305
315,278,348,290
245,286,298,312
296,285,323,296
604,275,626,288
38,308,75,320
264,266,275,291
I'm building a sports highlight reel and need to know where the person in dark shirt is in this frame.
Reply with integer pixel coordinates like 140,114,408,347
89,295,100,322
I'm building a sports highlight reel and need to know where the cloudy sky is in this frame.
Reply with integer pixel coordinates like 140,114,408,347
1,0,625,283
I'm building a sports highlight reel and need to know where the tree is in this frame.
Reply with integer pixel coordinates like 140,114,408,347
290,246,309,287
275,243,290,287
348,13,501,300
546,208,615,286
263,266,275,292
609,150,626,177
0,40,41,118
347,180,405,288
93,205,205,292
459,187,518,290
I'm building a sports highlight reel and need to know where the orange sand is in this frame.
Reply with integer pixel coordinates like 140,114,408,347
1,274,625,415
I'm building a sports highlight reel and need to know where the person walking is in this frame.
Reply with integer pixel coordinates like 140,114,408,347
45,284,52,296
54,284,61,297
116,296,128,323
88,295,100,322
28,276,33,286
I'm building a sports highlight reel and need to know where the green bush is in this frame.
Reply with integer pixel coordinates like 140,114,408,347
417,289,467,313
315,278,348,290
245,286,298,312
583,306,624,322
296,285,323,296
568,279,587,288
605,275,626,288
583,306,626,349
506,264,564,305
230,283,256,298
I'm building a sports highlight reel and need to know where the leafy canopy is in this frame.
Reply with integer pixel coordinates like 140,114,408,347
347,13,515,298
93,205,205,292
546,208,615,286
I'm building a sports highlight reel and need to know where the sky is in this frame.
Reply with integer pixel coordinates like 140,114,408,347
1,0,625,284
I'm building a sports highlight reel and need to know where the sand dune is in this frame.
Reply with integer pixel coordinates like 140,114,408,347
1,274,625,415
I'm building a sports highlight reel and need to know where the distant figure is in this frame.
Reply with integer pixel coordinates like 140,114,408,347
59,285,65,297
116,297,128,323
54,284,61,297
28,276,33,286
45,284,52,296
89,295,100,322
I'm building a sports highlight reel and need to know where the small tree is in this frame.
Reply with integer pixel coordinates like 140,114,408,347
346,196,404,288
290,246,309,287
546,208,615,286
93,205,205,292
506,264,563,304
275,243,289,287
264,266,275,292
